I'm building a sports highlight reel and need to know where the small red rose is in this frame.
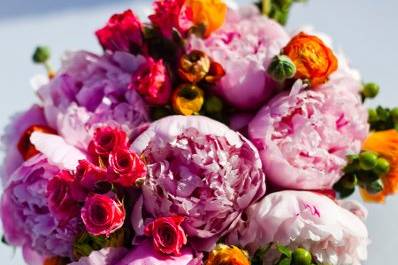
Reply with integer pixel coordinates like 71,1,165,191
81,194,126,237
108,148,146,187
144,216,187,256
89,127,127,157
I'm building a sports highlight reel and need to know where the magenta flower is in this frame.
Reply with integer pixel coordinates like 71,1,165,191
187,6,289,110
227,191,368,265
249,81,369,190
130,57,172,106
36,51,149,149
1,155,80,257
131,115,266,251
96,9,144,53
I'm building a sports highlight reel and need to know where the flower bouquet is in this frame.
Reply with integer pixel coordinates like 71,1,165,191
2,0,397,265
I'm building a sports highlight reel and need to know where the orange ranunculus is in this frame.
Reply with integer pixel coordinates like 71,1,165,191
360,129,398,203
205,244,250,265
186,0,227,37
172,84,204,116
17,124,57,160
44,257,69,265
283,32,338,87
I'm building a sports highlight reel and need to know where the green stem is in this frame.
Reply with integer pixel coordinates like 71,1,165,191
262,0,272,16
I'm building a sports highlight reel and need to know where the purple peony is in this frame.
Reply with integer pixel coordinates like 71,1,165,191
131,115,266,251
1,155,80,258
36,50,149,149
249,81,369,190
187,5,289,110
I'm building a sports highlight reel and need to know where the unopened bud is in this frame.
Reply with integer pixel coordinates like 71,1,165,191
267,55,296,82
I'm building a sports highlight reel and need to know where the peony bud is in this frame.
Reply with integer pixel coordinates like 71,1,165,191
362,82,380,99
178,50,211,83
172,84,204,116
204,95,223,114
359,151,378,170
292,247,312,265
267,55,296,82
366,179,384,194
32,46,51,63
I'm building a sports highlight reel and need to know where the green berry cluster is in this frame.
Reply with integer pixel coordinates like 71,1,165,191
334,151,390,198
368,106,398,131
252,244,317,265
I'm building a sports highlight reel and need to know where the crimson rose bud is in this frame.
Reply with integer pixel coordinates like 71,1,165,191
47,170,85,223
108,148,146,187
90,127,127,157
144,216,187,256
81,194,125,237
95,9,144,53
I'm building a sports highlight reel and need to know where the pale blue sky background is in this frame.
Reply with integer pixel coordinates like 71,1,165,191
0,0,397,264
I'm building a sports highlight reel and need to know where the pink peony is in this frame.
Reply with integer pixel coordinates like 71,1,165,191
130,57,172,105
149,0,192,38
249,81,369,190
1,155,80,257
0,105,48,184
115,241,195,265
81,193,126,237
36,51,149,149
227,191,368,265
131,115,266,251
144,216,187,256
96,10,143,53
69,247,128,265
187,6,289,110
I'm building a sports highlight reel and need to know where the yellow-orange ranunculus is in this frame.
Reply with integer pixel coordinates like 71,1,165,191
360,129,398,203
283,32,338,87
186,0,227,37
172,84,204,116
205,244,250,265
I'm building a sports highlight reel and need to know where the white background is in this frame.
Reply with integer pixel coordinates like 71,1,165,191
0,0,397,264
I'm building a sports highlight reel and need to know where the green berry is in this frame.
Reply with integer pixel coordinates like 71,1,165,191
366,179,384,194
373,158,390,176
359,151,378,170
204,95,223,114
32,46,51,63
362,82,380,98
368,108,378,123
267,55,296,82
292,248,312,265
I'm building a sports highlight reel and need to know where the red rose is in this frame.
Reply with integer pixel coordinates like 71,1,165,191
144,216,187,256
81,194,125,237
76,160,108,190
47,171,85,223
95,9,144,53
89,127,127,157
108,148,147,187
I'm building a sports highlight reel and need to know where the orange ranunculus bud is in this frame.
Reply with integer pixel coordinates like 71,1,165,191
172,84,204,116
44,257,69,265
360,129,398,203
283,32,338,87
186,0,227,37
178,50,211,83
205,244,250,265
17,125,57,161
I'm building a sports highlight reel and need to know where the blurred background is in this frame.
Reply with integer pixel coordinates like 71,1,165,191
0,0,397,264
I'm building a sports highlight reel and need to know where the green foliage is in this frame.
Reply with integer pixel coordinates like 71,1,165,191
257,0,308,25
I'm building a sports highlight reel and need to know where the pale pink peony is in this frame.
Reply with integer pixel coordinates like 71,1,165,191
131,115,266,251
1,155,80,258
187,6,289,110
0,105,48,184
68,247,128,265
115,241,196,265
227,191,368,265
36,51,149,149
249,81,369,190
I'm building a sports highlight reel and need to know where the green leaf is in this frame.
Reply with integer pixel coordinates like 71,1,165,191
277,257,292,265
276,244,292,257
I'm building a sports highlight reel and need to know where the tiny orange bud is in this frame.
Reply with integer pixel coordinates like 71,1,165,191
205,244,250,265
17,125,57,160
283,32,338,87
